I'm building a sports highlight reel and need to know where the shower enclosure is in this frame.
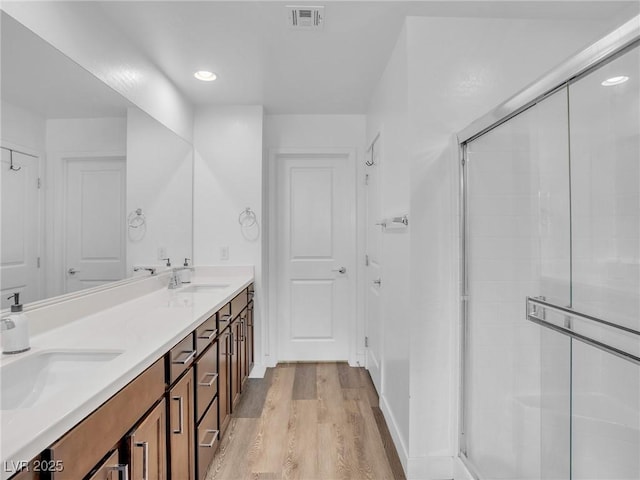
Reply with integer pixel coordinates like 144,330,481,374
459,18,639,480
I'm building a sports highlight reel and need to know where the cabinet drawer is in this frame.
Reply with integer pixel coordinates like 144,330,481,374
48,359,164,480
196,398,219,480
195,314,217,355
195,342,218,422
217,302,232,331
231,289,248,319
86,449,126,480
168,334,196,384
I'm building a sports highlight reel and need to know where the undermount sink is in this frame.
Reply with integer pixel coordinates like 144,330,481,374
0,350,122,411
179,284,229,294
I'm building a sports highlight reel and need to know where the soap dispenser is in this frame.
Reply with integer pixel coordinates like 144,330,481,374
182,258,192,283
1,293,30,354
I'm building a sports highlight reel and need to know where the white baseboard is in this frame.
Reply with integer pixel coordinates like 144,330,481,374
407,455,454,479
248,364,266,378
379,394,409,476
453,457,475,480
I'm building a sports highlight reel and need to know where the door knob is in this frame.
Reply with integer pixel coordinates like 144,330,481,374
332,267,347,274
68,268,80,275
373,278,381,286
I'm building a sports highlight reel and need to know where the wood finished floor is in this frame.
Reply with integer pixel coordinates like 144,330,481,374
206,363,406,480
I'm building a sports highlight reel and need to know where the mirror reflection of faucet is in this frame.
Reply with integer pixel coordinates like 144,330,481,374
133,266,157,275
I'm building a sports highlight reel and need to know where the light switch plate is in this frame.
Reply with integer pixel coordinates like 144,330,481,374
220,246,229,261
158,246,167,260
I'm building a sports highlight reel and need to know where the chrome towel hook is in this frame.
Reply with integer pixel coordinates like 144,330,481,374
9,150,21,171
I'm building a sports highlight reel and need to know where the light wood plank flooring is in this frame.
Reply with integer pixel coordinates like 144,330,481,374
206,363,406,480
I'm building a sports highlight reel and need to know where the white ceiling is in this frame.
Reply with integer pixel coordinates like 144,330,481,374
1,11,132,119
2,1,638,118
96,0,639,114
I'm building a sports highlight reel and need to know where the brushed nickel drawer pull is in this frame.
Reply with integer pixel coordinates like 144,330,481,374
199,372,218,387
134,441,149,480
220,314,232,322
108,464,129,480
172,349,196,365
230,332,235,356
198,328,217,341
172,396,184,434
200,429,219,448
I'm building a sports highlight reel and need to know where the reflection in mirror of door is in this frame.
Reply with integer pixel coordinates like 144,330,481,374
0,12,194,309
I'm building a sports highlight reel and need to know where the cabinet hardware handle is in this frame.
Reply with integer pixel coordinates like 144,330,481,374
248,291,255,301
230,332,235,355
200,429,220,448
332,267,347,274
239,320,245,341
172,349,196,365
199,372,218,387
135,441,149,480
220,314,232,322
172,396,184,434
198,328,217,341
108,464,129,480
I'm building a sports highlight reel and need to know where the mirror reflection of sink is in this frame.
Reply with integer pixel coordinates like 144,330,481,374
179,284,229,294
1,350,122,411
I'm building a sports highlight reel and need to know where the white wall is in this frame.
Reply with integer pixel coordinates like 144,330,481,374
2,2,194,142
126,107,193,272
1,100,46,153
365,25,413,471
193,105,264,365
46,117,127,298
366,14,625,479
264,114,367,366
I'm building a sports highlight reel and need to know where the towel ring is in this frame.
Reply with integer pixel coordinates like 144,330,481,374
238,207,257,227
128,208,146,228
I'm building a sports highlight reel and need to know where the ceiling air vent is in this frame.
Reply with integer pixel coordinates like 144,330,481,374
287,5,324,30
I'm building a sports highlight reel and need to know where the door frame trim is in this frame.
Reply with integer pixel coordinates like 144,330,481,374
267,147,358,366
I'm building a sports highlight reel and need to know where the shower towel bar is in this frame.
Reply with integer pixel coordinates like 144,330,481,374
526,296,640,366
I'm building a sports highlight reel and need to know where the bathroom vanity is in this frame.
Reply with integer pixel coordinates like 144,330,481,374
0,268,255,480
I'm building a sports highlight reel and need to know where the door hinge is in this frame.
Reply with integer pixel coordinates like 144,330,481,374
365,173,369,185
37,177,42,189
37,257,41,268
365,254,369,266
365,336,369,348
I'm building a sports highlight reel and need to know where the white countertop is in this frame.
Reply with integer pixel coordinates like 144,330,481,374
0,270,253,479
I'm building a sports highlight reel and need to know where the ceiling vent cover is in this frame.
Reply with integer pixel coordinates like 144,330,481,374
287,6,324,30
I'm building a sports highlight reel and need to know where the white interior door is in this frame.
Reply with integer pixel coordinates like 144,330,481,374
365,138,383,394
0,148,40,308
276,152,355,361
65,157,126,293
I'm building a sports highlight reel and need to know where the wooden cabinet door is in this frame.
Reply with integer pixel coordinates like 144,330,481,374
231,320,240,407
168,370,195,480
239,310,248,386
87,449,127,480
218,332,230,433
128,399,167,480
247,303,254,371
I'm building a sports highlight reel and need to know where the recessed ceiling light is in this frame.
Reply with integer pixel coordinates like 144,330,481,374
601,75,629,86
194,70,217,82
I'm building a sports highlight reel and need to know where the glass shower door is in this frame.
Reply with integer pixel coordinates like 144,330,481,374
463,88,572,480
567,44,640,480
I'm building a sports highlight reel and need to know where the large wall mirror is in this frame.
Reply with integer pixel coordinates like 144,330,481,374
0,12,193,309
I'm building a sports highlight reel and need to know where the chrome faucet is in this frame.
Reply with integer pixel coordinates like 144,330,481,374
133,266,157,275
